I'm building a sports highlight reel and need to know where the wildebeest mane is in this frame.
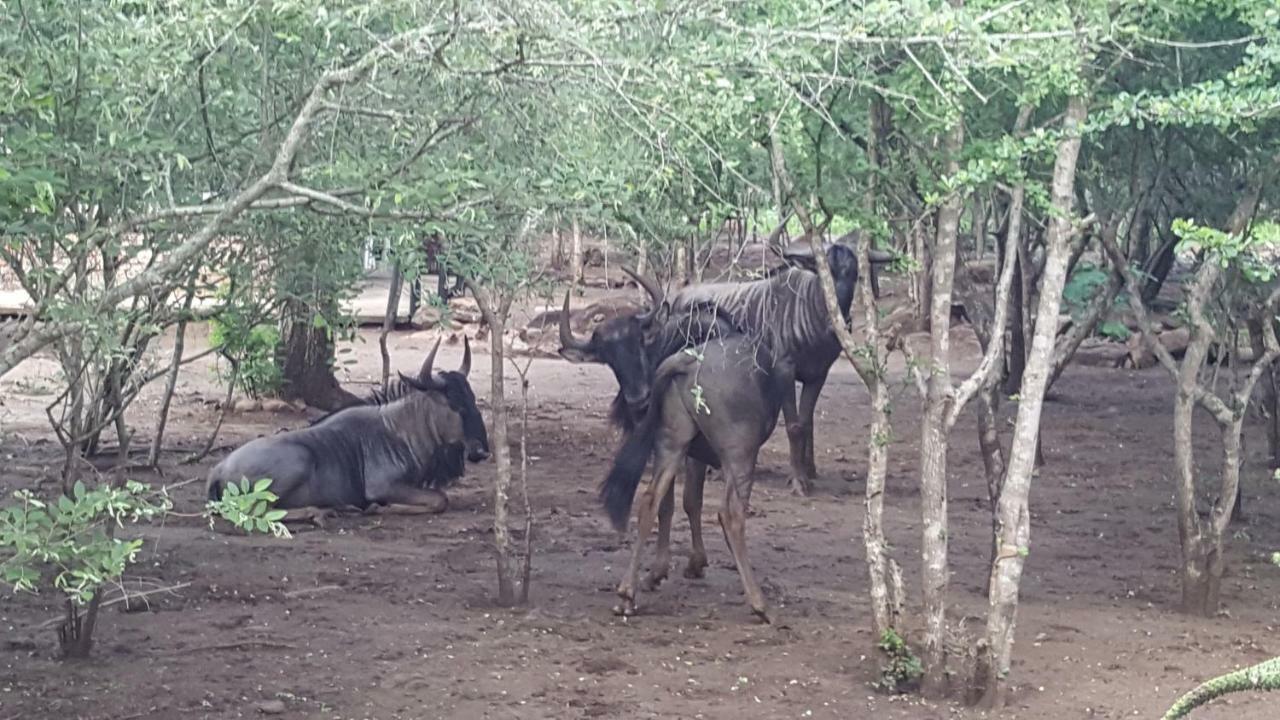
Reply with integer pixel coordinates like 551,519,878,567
606,301,747,433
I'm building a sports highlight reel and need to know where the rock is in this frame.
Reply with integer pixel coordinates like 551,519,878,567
231,397,262,413
1074,338,1128,368
260,399,294,413
507,335,530,354
257,699,286,715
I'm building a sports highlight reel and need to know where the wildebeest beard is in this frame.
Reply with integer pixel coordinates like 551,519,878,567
420,440,467,490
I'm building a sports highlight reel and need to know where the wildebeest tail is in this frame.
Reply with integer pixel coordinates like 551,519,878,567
206,469,224,502
600,351,697,532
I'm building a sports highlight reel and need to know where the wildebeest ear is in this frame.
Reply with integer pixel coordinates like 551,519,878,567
557,346,598,364
641,302,670,343
400,371,445,392
419,337,443,381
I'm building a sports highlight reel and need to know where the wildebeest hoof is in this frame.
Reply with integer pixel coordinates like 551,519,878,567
683,559,707,579
752,607,772,624
612,599,638,617
642,570,667,591
787,477,812,497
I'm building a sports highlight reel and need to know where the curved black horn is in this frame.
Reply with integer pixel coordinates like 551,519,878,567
459,336,471,377
559,291,591,351
868,249,896,263
622,265,664,323
419,337,442,380
399,371,444,392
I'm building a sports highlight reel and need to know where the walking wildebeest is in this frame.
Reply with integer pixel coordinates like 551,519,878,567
664,239,893,495
207,338,490,522
559,269,746,587
601,332,786,622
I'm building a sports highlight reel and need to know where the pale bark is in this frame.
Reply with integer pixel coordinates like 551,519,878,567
570,216,584,286
470,283,521,606
983,94,1088,707
379,265,405,392
918,116,965,698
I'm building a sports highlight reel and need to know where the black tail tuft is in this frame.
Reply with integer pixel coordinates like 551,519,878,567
599,353,693,531
600,413,658,532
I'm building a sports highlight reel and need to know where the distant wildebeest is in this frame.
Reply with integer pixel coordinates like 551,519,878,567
601,332,786,622
663,239,893,495
559,269,744,587
207,338,490,523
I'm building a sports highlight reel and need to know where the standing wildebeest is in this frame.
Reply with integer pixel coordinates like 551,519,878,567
207,338,490,520
559,269,744,587
601,332,786,622
663,239,893,495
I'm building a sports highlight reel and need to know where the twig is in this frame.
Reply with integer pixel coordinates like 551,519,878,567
283,585,342,599
32,582,192,630
156,640,298,655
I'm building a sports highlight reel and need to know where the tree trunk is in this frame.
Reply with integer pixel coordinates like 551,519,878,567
471,286,524,606
918,118,965,699
379,266,405,392
148,276,199,466
278,299,361,411
983,94,1088,707
570,216,584,286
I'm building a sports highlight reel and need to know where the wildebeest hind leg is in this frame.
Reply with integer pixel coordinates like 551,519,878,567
683,459,708,579
796,376,827,482
615,456,681,616
643,482,676,591
779,378,811,497
280,507,336,529
718,462,768,623
366,485,449,514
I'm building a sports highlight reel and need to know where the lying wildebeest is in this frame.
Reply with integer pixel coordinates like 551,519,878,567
207,338,490,522
559,269,743,586
601,332,785,622
664,239,893,495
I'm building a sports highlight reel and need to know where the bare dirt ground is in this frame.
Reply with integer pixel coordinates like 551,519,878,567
2,276,1279,720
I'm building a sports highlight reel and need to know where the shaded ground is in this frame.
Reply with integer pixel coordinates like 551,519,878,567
1,280,1279,720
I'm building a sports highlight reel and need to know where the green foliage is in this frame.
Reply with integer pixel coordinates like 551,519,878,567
0,481,171,605
208,310,282,398
1063,263,1130,340
1173,219,1278,283
206,478,291,539
873,628,923,694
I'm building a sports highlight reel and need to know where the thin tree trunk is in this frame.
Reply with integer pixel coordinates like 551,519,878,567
983,94,1088,707
860,96,896,641
635,240,648,278
518,370,534,604
570,216,583,286
379,265,405,392
919,117,965,699
470,284,522,606
148,276,198,467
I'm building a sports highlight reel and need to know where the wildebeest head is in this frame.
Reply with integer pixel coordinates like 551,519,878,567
558,267,669,423
399,337,491,462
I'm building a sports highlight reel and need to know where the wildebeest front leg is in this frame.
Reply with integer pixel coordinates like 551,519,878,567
365,484,449,515
643,482,676,591
280,507,338,529
683,459,709,579
718,463,769,623
615,459,681,617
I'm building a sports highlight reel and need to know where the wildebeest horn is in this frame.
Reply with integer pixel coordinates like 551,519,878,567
559,291,591,351
622,265,665,324
419,337,442,381
459,336,471,377
868,249,896,263
399,371,444,393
